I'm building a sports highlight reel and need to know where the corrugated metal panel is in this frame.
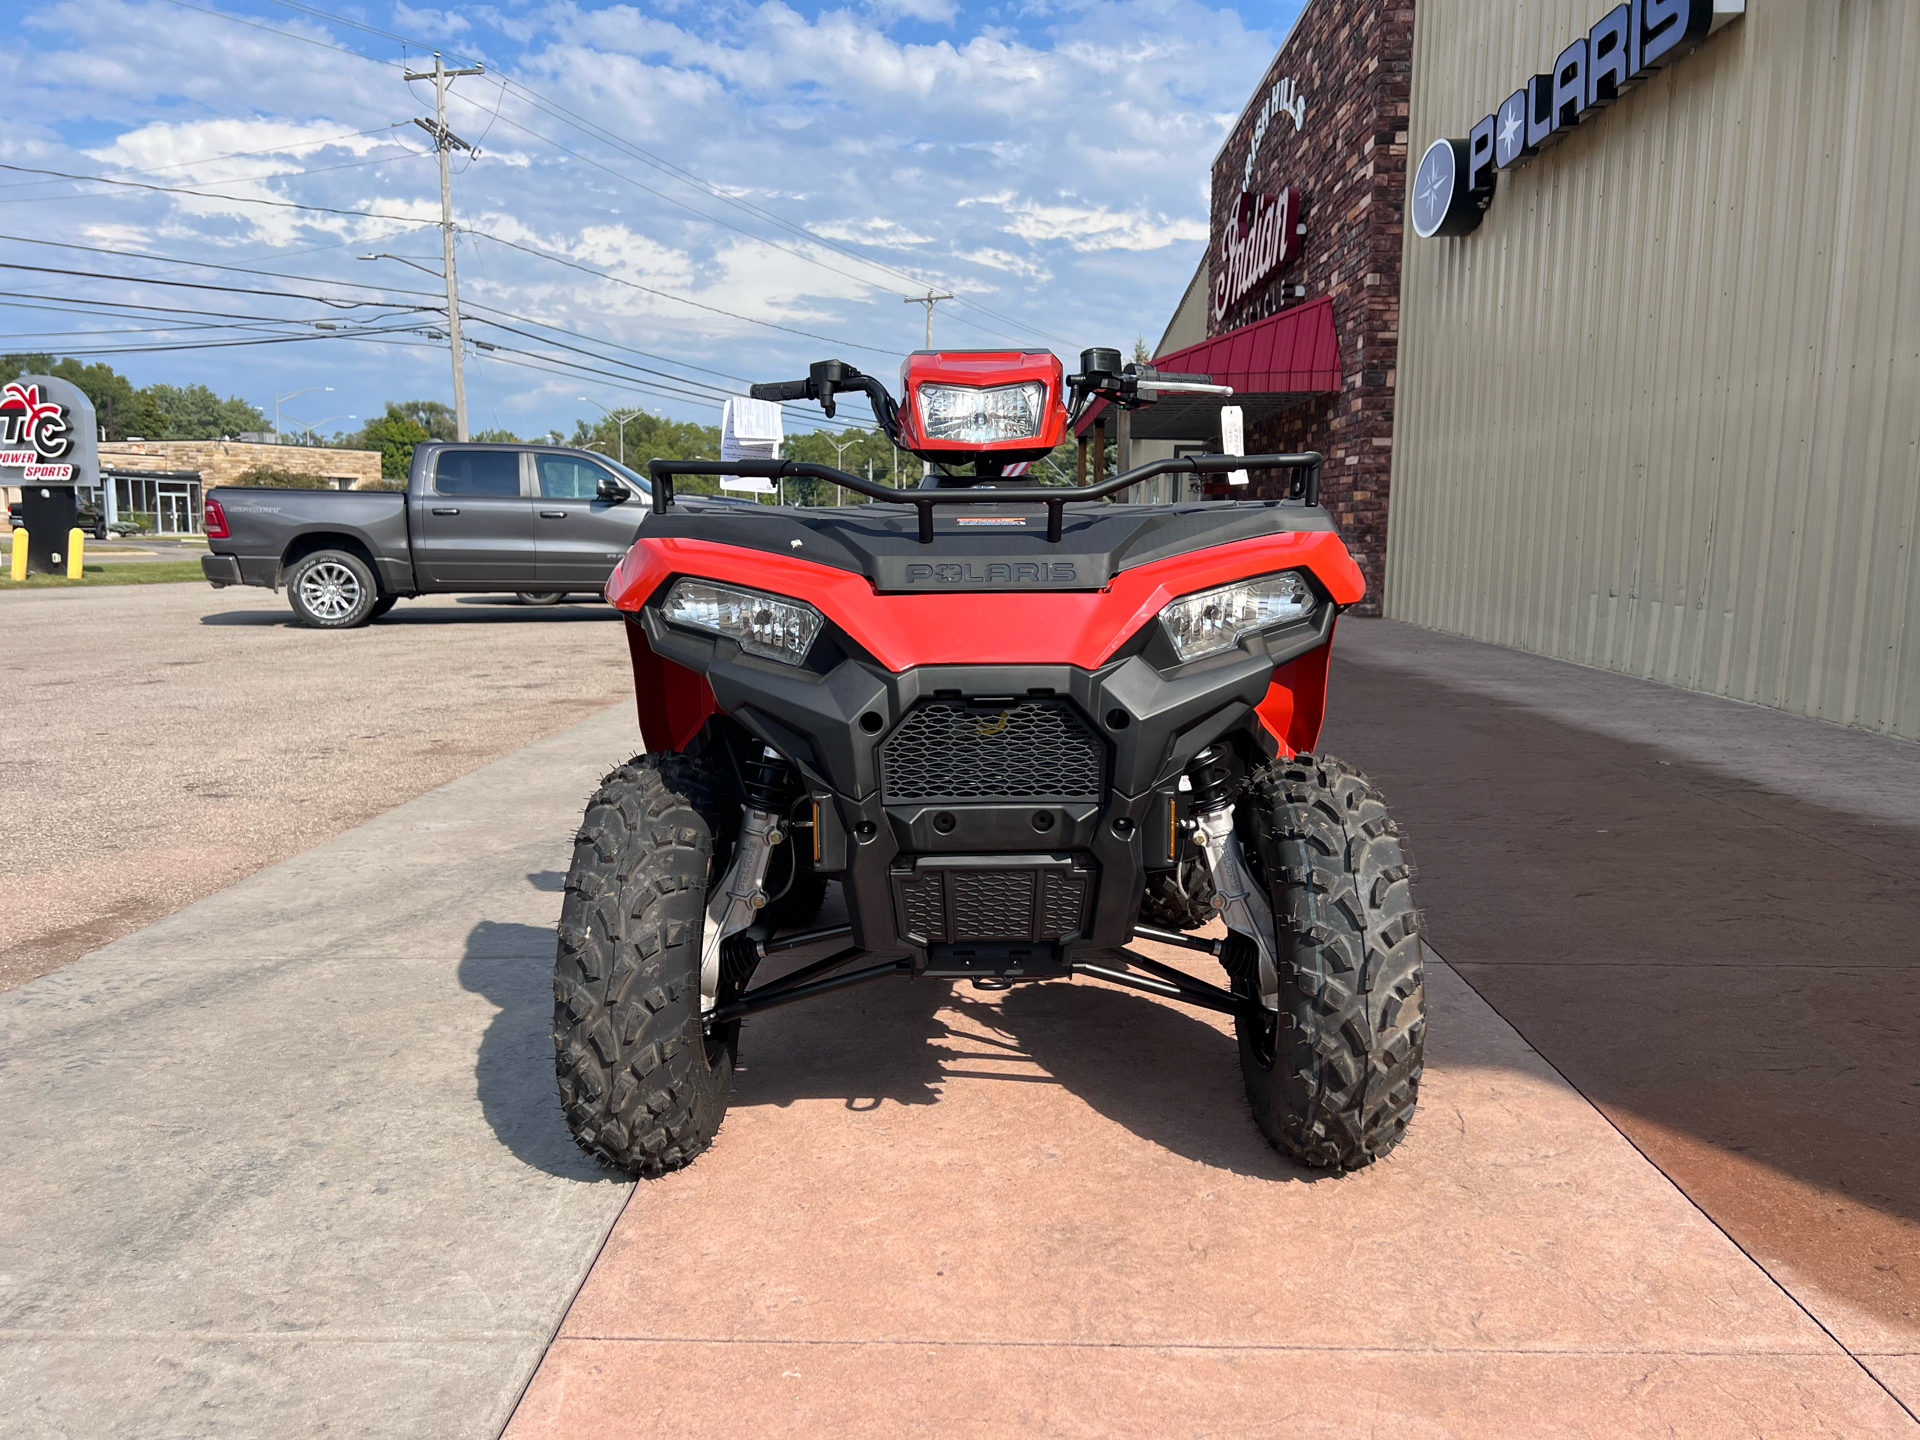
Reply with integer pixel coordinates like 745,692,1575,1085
1388,0,1920,740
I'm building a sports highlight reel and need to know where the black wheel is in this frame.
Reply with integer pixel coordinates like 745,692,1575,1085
554,752,741,1176
1139,853,1219,930
369,595,399,619
1235,752,1424,1169
286,549,378,628
517,591,567,606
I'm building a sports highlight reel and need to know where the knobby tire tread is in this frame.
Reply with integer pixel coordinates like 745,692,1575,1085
1239,752,1424,1169
552,752,739,1177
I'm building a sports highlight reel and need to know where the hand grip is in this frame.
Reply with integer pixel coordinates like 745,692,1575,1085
431,506,460,515
748,380,811,402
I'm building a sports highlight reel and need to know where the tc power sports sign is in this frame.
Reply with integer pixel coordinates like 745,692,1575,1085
0,376,98,484
1411,0,1744,240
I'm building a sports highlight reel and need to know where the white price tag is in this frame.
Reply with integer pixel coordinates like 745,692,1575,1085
1220,405,1248,485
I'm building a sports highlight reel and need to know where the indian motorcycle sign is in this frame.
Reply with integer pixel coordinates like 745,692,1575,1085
0,376,98,484
1212,185,1300,324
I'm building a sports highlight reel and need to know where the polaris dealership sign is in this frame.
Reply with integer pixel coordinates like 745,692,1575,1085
1411,0,1745,239
0,375,97,484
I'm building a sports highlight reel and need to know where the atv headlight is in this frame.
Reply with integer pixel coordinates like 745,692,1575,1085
916,381,1047,444
660,579,824,665
1157,571,1316,663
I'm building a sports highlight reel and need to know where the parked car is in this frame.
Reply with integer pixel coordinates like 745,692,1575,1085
7,499,137,538
200,442,717,626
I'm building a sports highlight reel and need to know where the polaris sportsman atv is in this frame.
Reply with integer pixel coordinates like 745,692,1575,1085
554,346,1423,1176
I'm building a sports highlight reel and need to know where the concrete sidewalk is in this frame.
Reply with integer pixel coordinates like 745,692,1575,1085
0,704,644,1438
1324,619,1920,1407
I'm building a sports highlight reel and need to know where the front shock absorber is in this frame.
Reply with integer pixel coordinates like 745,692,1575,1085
1183,744,1281,1009
701,745,797,1014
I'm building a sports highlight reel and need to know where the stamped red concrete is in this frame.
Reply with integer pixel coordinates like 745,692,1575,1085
505,944,1910,1437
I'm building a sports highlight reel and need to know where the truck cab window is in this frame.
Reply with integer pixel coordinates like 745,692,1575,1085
435,450,522,496
536,454,612,500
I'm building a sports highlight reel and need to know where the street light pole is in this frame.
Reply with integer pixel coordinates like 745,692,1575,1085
273,386,332,442
826,432,862,507
405,52,485,442
578,397,641,466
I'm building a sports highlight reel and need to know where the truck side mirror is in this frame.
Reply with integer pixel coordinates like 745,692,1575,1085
597,476,631,502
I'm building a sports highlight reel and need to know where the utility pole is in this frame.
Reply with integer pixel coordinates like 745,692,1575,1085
406,52,485,441
904,289,955,349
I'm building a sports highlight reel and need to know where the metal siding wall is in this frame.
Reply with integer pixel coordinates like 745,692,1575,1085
1389,0,1920,739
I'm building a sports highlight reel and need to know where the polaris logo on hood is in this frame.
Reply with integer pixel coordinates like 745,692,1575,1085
904,562,1078,585
872,552,1108,592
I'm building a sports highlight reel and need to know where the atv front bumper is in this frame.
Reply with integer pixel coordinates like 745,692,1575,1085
633,601,1337,976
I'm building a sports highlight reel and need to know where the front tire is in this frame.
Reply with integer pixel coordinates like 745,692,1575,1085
286,549,378,628
1236,753,1424,1169
518,591,566,606
554,753,739,1176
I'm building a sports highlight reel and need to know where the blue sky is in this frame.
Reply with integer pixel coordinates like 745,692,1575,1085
2,0,1299,439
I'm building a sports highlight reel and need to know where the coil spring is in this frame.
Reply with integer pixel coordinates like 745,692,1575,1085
742,744,799,812
1185,744,1244,814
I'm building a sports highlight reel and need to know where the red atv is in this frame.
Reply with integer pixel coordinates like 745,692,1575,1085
554,347,1424,1175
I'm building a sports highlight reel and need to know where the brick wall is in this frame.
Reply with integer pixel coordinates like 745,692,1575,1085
100,440,382,489
1208,0,1413,615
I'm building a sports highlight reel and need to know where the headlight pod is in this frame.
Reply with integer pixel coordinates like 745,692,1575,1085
1157,571,1316,663
915,381,1047,444
660,579,824,665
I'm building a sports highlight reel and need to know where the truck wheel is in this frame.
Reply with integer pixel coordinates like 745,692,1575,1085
286,549,378,629
517,591,566,606
554,752,740,1176
1235,753,1424,1169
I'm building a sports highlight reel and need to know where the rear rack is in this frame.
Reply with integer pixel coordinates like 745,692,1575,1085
647,452,1324,544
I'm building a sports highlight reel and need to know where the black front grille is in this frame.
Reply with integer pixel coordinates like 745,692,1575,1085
880,700,1103,803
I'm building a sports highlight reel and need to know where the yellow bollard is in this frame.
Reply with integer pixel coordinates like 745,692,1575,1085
68,528,86,580
9,527,24,582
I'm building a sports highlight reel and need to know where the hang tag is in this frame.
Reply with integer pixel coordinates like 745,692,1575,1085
1220,405,1248,485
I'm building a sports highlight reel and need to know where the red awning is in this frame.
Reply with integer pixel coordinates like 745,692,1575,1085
1074,295,1341,440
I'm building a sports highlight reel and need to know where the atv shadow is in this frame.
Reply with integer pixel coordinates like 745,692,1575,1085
457,918,623,1183
952,978,1316,1183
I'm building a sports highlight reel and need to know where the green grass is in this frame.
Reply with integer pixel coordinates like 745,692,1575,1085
2,561,210,587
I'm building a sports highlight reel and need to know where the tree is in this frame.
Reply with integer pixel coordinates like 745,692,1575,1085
0,353,163,439
143,383,269,440
391,399,456,441
357,406,431,478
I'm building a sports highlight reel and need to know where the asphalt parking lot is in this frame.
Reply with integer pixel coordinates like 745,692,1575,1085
0,599,1913,1436
0,583,632,990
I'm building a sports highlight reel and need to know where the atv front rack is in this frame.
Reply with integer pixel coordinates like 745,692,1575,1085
648,451,1323,544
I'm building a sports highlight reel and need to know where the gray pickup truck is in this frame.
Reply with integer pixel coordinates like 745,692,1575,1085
201,441,666,627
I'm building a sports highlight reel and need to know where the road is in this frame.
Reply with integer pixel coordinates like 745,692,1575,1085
0,583,633,990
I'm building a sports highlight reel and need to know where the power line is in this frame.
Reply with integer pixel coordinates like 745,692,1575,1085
0,125,415,192
468,231,905,357
227,0,1071,346
0,162,434,224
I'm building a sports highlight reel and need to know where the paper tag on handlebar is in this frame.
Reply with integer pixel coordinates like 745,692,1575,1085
1220,405,1248,486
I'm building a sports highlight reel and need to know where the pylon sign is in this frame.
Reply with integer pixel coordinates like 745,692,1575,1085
0,375,98,486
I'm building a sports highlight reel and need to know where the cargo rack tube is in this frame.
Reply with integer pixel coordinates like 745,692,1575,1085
648,452,1324,544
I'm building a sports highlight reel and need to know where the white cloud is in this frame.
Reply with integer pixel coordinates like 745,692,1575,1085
2,0,1294,433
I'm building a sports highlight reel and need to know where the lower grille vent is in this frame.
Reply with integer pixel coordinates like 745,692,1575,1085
892,854,1095,946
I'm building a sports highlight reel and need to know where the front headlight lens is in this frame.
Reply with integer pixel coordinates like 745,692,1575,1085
916,381,1047,444
1157,571,1316,663
660,579,824,665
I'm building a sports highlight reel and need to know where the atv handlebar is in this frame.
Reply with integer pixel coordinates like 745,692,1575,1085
747,360,901,437
648,451,1323,544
